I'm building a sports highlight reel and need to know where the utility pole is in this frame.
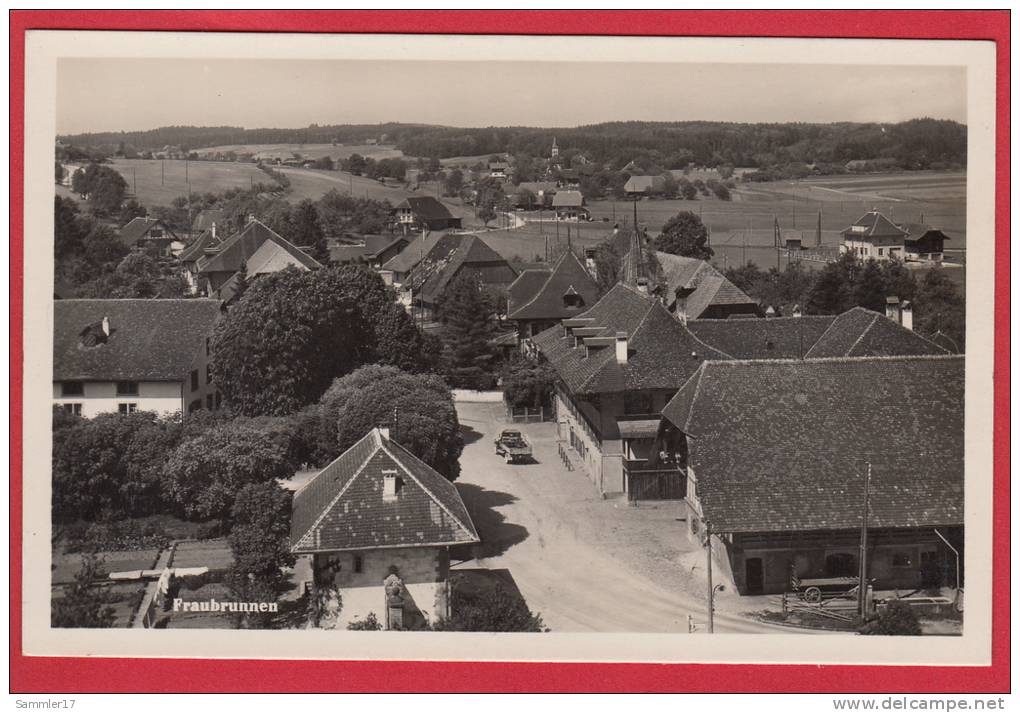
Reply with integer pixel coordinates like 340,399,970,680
774,216,782,271
858,462,872,618
132,167,136,196
161,159,165,186
706,520,714,634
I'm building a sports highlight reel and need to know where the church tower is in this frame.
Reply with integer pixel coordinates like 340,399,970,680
551,137,559,159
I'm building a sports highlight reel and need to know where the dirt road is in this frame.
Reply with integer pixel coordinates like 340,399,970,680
453,402,816,634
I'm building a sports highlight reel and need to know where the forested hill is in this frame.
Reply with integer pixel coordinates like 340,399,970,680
59,118,966,171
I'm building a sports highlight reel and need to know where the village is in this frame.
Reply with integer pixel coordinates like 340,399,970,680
51,125,966,636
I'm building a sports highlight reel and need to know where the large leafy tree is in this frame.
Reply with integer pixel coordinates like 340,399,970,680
71,162,128,215
653,211,714,260
501,358,557,410
913,269,965,349
160,418,297,521
210,266,434,416
52,411,182,522
317,365,463,480
438,273,498,390
226,481,296,628
851,258,888,313
805,255,854,315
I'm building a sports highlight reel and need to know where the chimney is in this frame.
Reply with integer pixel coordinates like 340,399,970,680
792,304,802,318
101,316,110,336
211,221,217,240
636,277,649,295
382,469,399,501
247,213,257,225
378,425,390,440
885,296,901,324
615,332,629,364
765,306,776,318
901,300,913,331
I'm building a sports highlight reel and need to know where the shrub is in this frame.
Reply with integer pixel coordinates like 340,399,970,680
347,613,383,631
859,601,922,636
434,584,546,632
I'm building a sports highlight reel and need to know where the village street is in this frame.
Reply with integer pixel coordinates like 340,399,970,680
452,401,814,635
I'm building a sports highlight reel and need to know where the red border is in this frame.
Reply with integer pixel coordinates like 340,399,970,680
10,10,1009,693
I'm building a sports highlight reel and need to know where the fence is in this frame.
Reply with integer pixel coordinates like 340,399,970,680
506,404,549,423
625,467,687,502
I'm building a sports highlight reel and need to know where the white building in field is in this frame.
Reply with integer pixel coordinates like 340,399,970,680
290,428,479,630
53,299,224,419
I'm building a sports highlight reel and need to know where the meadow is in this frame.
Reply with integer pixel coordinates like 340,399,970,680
196,143,406,162
105,158,270,206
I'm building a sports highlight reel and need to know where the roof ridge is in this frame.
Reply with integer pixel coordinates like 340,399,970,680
378,437,478,541
804,310,844,357
701,353,964,366
684,363,708,434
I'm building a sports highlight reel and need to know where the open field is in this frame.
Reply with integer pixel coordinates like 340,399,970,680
478,218,615,263
196,143,406,162
104,158,269,206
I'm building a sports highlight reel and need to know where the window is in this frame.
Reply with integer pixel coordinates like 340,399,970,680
353,554,363,574
116,381,139,396
206,394,214,410
61,381,84,397
206,364,212,385
118,403,138,415
215,392,222,410
891,552,913,568
190,370,200,392
878,248,885,256
205,337,211,357
61,403,82,417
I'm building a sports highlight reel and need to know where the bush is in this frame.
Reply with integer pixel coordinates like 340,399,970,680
347,613,383,631
434,584,546,632
859,601,922,636
501,359,556,410
51,553,116,628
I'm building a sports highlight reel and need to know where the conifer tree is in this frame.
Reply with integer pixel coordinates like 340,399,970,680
438,273,497,390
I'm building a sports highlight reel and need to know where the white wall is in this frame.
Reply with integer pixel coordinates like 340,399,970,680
52,380,183,418
313,547,449,630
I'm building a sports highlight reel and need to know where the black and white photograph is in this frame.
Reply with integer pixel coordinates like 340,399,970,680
20,30,996,665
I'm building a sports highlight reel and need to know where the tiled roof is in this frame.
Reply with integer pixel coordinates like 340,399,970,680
507,269,551,312
119,217,175,247
898,223,951,244
656,252,720,302
551,190,584,208
197,219,320,275
394,196,456,221
624,175,666,193
842,211,909,239
329,235,408,264
508,251,601,321
53,299,222,382
688,316,837,360
805,307,947,358
681,274,759,319
290,428,479,553
404,234,517,304
381,231,439,274
531,283,729,395
661,356,964,533
191,209,226,233
179,230,222,265
515,182,557,195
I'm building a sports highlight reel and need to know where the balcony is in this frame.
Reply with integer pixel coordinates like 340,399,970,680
623,457,686,502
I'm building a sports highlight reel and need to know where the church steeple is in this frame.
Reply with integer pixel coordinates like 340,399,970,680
551,136,559,159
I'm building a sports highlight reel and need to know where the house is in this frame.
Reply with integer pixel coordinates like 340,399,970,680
118,217,182,257
329,234,409,268
898,223,950,263
195,217,321,301
402,233,518,321
508,250,603,339
653,252,760,320
660,355,964,595
488,161,510,181
290,427,479,630
624,175,667,197
178,229,224,294
393,196,462,232
555,168,581,189
840,210,909,261
551,190,588,221
511,182,557,210
530,282,730,497
53,299,224,419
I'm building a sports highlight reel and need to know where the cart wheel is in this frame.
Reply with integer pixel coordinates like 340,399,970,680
803,587,822,604
504,453,513,464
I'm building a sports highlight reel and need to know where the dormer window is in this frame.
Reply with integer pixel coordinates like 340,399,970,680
382,469,402,501
562,287,584,310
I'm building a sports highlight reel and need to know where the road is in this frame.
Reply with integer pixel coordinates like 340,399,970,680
453,401,820,634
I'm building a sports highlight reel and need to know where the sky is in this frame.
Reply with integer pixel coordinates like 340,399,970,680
56,58,967,135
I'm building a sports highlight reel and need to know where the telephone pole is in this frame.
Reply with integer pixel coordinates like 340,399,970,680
706,520,715,634
858,462,872,618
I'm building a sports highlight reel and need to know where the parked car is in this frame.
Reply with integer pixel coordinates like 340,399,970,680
494,429,532,464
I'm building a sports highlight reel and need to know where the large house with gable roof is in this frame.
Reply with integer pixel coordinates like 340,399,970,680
508,250,602,340
290,427,479,630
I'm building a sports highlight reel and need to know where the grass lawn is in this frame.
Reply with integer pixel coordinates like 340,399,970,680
197,143,407,162
106,158,268,207
171,539,234,570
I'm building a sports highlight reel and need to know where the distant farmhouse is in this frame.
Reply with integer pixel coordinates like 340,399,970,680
401,233,518,321
488,161,510,182
118,217,183,257
194,217,321,302
661,355,963,595
190,208,227,236
840,210,951,263
512,181,557,210
290,427,479,630
508,250,602,339
624,175,666,197
330,234,409,269
393,196,462,232
53,299,223,418
551,190,588,221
